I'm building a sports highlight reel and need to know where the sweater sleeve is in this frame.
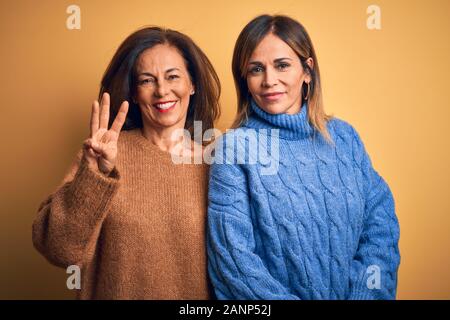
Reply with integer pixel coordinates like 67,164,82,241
32,150,120,268
207,138,299,300
348,127,401,300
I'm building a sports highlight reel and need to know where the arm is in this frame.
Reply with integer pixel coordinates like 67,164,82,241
348,127,401,300
32,151,120,268
207,139,299,300
32,93,128,268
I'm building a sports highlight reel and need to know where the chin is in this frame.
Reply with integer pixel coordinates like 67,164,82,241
258,102,290,115
142,107,185,128
154,116,184,128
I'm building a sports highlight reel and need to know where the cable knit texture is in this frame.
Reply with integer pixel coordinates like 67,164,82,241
32,129,211,299
207,100,400,300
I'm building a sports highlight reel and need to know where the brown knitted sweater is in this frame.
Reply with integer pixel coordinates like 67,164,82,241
32,129,211,299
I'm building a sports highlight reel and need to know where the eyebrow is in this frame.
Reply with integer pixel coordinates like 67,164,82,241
248,57,293,65
138,68,180,77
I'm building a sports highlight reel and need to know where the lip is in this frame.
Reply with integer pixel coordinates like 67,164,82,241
261,92,285,101
152,100,177,113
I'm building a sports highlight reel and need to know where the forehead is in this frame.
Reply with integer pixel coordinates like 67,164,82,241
249,33,298,61
136,44,187,72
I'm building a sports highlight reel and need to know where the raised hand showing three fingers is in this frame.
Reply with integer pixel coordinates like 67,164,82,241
83,92,129,175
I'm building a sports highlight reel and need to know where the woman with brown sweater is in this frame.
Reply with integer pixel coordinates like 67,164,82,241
32,26,220,299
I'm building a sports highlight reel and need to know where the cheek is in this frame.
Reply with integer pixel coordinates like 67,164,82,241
246,77,260,94
285,72,304,91
136,87,153,101
174,82,193,100
171,88,191,111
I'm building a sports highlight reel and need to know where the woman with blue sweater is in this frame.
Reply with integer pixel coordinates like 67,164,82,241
207,15,400,300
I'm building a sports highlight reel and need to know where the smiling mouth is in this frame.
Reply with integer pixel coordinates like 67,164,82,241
152,101,177,112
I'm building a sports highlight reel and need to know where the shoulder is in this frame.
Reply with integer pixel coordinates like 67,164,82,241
117,128,139,143
219,127,258,142
326,117,366,147
324,117,370,167
327,117,356,139
208,130,248,178
117,128,157,153
115,129,137,151
211,127,253,154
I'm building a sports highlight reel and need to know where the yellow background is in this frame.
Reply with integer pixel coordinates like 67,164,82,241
0,0,449,299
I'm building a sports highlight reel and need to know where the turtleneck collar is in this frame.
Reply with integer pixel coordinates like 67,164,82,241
243,99,314,140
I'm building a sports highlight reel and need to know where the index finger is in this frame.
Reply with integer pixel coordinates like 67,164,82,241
110,101,129,133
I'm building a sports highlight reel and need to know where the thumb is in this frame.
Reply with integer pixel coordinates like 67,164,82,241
90,141,106,155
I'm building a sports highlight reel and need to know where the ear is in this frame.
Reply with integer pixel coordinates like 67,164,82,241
190,83,196,95
306,57,314,70
305,57,314,82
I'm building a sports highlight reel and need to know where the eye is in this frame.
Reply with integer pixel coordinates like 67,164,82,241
168,74,180,80
139,78,155,86
276,63,290,70
248,66,264,74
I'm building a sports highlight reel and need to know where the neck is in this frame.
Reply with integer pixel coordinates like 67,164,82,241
244,99,314,140
141,122,188,153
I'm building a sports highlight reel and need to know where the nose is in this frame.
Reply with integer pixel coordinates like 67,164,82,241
262,67,278,88
155,79,169,97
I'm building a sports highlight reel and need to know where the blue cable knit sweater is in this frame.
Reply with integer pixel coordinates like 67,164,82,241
207,100,400,300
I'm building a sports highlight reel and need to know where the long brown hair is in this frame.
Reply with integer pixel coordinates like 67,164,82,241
232,15,333,143
99,26,221,137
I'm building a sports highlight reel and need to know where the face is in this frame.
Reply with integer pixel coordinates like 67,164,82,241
134,44,194,130
246,33,313,115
